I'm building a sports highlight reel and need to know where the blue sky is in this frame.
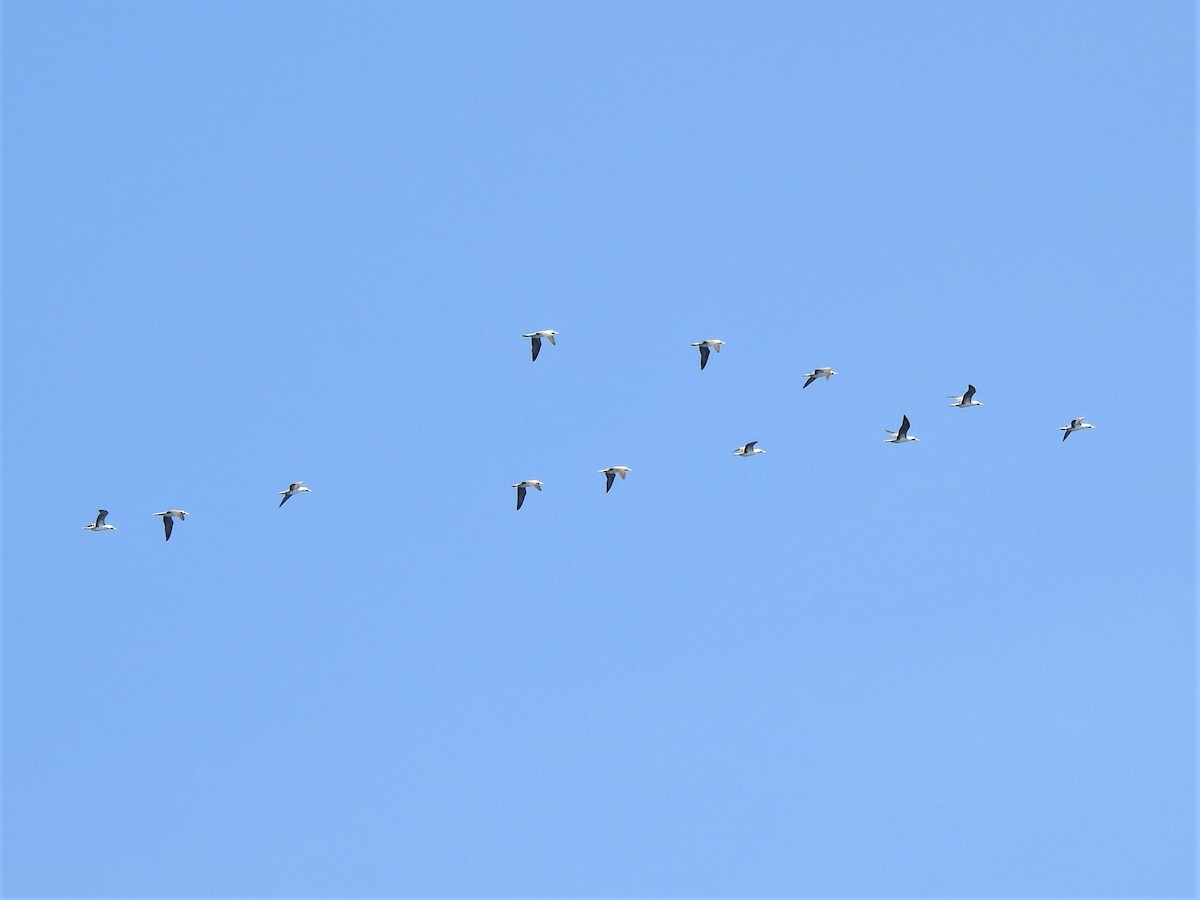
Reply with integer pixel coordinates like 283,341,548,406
2,0,1194,896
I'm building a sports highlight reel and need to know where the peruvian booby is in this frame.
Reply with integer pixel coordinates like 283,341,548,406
802,367,838,389
598,466,631,493
153,509,189,542
691,339,724,370
1059,417,1095,441
513,480,543,510
83,509,116,532
278,482,311,507
522,331,558,362
884,415,918,443
948,384,982,408
732,441,766,457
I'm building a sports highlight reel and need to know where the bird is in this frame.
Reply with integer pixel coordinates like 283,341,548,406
884,415,918,443
598,466,631,493
948,384,982,407
732,441,766,457
802,367,838,388
278,481,311,507
512,480,543,510
522,331,558,362
153,509,189,541
691,339,724,370
1059,417,1095,441
83,509,116,531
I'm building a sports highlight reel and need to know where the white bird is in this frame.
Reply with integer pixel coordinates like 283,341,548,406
598,466,631,493
153,509,189,542
691,338,724,370
802,367,838,389
278,481,311,507
732,441,766,457
512,480,543,510
948,384,982,407
1059,417,1095,442
884,415,918,443
83,509,116,532
521,331,558,362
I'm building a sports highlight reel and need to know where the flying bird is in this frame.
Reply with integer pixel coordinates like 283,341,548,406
802,367,838,389
732,441,766,457
598,466,631,493
690,339,724,370
884,415,918,443
1059,417,1095,441
522,331,558,362
512,480,543,510
948,384,982,407
153,509,189,541
83,509,116,532
278,481,311,507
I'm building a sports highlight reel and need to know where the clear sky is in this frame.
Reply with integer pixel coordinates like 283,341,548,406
3,0,1195,896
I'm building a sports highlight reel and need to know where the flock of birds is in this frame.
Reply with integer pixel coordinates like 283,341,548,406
82,483,312,540
82,332,1098,535
509,331,1096,508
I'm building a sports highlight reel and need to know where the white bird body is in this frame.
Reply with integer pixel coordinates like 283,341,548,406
153,509,189,541
278,481,311,507
598,466,631,492
1059,417,1095,441
691,338,725,370
521,331,558,361
732,441,766,457
83,509,116,531
948,384,982,407
884,415,918,443
802,367,838,388
512,480,543,509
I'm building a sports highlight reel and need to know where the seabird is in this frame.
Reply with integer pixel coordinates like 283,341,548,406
278,481,311,507
732,441,766,457
512,480,543,510
153,509,189,541
802,367,838,389
884,415,918,443
598,466,631,493
690,339,725,370
1059,417,1095,441
521,331,558,362
948,384,982,407
83,509,116,531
